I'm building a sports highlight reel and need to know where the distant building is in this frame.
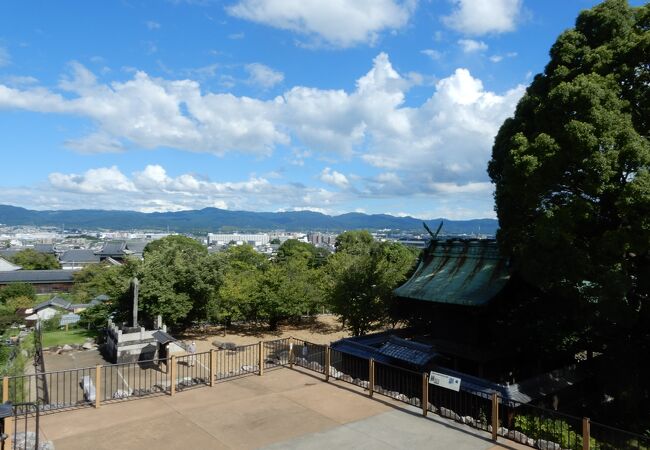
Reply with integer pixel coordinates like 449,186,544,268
208,233,269,247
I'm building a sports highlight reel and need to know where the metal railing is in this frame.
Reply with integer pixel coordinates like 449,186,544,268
2,402,40,450
3,337,649,450
100,359,168,403
590,420,650,450
291,339,326,374
214,343,259,381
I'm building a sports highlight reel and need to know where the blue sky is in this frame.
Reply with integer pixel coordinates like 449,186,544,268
0,0,642,219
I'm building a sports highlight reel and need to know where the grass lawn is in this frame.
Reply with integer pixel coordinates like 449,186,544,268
41,328,97,348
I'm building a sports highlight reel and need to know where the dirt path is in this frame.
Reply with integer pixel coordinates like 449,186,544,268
177,315,351,353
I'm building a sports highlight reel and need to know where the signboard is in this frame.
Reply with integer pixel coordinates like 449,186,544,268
429,371,461,392
59,313,81,326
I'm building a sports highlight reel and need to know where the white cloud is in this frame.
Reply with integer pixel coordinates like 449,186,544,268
444,0,522,35
146,21,161,30
245,63,284,88
18,164,339,213
489,51,517,63
420,49,442,60
0,53,524,207
319,168,350,189
226,0,416,47
458,39,487,53
0,47,10,67
49,166,136,194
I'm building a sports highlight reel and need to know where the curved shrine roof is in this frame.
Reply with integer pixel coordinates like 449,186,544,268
394,239,509,306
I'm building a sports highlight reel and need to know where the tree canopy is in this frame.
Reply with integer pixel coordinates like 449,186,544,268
9,249,60,270
327,231,417,336
488,0,649,426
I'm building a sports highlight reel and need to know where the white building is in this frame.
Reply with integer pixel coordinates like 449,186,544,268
208,233,269,247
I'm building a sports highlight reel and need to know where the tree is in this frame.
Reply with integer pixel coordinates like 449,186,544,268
139,236,220,328
0,283,36,304
9,249,61,270
488,0,649,426
276,240,319,266
143,235,205,257
326,232,417,336
5,296,33,312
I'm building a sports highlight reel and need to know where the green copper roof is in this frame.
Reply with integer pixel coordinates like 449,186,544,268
394,239,510,306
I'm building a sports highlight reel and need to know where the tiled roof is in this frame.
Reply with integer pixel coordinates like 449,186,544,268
0,270,75,284
95,241,129,256
60,249,101,263
394,239,510,306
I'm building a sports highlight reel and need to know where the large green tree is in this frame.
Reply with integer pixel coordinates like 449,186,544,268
326,231,417,336
488,0,649,425
139,235,221,327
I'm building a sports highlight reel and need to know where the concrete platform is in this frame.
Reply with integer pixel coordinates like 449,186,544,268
38,367,527,450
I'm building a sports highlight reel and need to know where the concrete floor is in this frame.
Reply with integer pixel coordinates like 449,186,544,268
37,367,527,450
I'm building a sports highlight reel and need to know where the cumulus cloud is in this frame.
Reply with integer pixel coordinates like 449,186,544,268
245,63,284,88
319,168,350,189
0,52,524,212
11,164,338,213
444,0,522,35
458,39,487,53
226,0,416,47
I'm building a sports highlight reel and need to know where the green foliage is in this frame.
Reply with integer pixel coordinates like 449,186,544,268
326,231,417,336
79,302,113,330
514,414,593,450
5,296,33,312
488,0,650,429
139,236,220,327
9,248,61,269
0,282,36,304
143,235,205,257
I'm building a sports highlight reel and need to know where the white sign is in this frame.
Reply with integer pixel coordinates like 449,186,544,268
429,371,461,392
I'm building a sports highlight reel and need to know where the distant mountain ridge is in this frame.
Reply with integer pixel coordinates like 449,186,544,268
0,204,498,235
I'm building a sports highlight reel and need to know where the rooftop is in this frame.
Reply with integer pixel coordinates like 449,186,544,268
37,368,519,450
0,269,74,284
394,239,510,306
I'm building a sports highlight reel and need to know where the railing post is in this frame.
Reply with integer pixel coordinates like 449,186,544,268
3,376,11,450
368,358,375,397
170,355,176,396
210,349,216,387
258,341,264,376
583,417,590,450
491,392,499,441
324,346,330,382
422,372,428,417
95,365,101,408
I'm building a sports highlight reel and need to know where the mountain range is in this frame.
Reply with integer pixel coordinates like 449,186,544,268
0,204,498,235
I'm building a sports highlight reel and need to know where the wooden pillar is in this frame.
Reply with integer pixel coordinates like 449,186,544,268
258,341,264,376
210,349,216,387
324,347,330,382
170,355,176,396
368,359,375,397
422,372,428,416
95,365,101,408
3,376,12,450
491,392,499,441
583,417,590,450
